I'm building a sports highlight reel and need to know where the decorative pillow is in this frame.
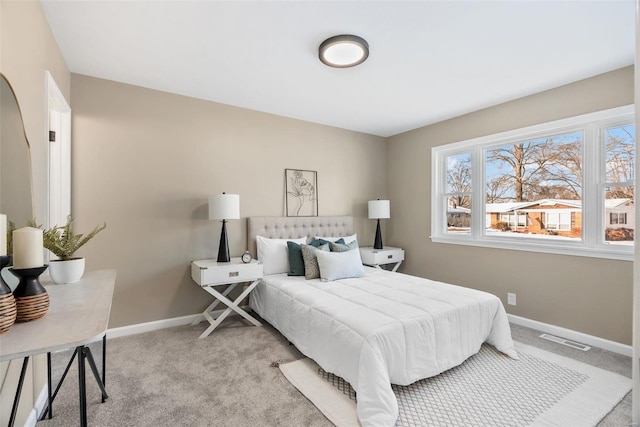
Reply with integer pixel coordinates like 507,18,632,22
314,234,357,244
300,243,330,280
286,239,329,276
257,236,306,275
329,239,359,252
315,248,365,282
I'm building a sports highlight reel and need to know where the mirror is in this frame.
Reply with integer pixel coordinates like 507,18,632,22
0,73,34,232
0,73,34,288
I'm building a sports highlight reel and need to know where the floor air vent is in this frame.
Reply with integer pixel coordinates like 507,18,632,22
539,333,591,351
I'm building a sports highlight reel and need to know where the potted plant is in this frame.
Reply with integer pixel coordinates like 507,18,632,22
36,216,106,284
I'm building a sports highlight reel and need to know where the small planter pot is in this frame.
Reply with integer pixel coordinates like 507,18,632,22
48,258,85,284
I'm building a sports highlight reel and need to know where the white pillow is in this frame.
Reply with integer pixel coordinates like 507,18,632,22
256,236,306,275
314,233,358,244
315,248,365,282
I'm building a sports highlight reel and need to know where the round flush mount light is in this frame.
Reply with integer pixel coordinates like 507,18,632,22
319,34,369,68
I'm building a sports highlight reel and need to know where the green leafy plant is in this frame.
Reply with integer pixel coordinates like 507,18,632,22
32,215,106,261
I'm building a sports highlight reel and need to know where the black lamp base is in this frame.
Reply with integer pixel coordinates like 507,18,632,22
217,220,231,263
374,219,383,250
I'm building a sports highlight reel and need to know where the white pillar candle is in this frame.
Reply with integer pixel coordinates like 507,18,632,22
0,214,6,256
13,227,44,269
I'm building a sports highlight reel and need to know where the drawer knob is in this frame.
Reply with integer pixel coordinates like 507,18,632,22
387,255,393,259
229,271,239,277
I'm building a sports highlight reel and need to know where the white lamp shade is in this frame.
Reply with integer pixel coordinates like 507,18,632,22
209,194,240,220
368,200,390,219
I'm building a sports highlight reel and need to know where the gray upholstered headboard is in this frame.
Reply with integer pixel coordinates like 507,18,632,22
247,216,354,258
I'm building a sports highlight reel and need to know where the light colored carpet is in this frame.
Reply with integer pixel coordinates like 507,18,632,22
280,341,632,427
36,319,631,427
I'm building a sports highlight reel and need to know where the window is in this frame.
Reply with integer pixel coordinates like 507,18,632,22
445,153,472,234
499,213,527,228
546,212,571,230
603,124,635,246
609,212,627,225
432,105,635,260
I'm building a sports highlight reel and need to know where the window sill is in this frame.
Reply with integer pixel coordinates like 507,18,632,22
430,235,633,262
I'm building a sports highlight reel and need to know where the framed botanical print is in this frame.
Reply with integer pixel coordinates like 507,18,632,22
285,169,318,217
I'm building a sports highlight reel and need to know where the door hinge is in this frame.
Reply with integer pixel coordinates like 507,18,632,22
49,130,56,142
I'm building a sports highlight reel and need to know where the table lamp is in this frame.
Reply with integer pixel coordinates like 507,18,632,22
368,199,390,250
209,193,240,262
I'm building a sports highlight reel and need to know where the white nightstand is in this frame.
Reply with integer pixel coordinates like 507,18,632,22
191,258,263,338
359,247,405,272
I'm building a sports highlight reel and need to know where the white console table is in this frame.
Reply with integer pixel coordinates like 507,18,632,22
0,269,116,427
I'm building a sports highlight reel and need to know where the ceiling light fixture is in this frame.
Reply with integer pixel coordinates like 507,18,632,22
319,34,369,68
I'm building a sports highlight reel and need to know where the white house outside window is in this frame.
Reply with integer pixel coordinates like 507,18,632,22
431,105,635,261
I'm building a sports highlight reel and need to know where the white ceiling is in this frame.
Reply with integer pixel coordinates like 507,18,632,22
41,0,635,138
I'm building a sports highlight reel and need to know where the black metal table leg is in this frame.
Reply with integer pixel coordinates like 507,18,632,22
78,345,87,427
37,338,109,424
47,352,53,419
85,347,109,401
39,348,79,421
102,334,106,402
9,357,30,427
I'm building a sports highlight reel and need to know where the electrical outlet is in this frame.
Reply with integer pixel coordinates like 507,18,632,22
507,293,516,306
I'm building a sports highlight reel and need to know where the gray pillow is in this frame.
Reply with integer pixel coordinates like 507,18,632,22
301,243,330,279
329,239,359,252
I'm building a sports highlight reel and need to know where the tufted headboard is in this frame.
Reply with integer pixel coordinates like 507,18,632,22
247,216,354,258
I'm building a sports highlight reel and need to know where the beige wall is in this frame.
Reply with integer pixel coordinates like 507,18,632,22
387,66,634,345
71,73,387,328
0,1,70,425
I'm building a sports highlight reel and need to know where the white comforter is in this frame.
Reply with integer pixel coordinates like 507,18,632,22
250,267,518,427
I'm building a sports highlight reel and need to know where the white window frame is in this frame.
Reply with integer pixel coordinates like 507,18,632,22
431,105,634,261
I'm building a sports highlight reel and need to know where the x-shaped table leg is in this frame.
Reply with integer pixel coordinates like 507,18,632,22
191,283,239,326
198,280,262,338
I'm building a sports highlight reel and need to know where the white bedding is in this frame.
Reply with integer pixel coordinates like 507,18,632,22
250,267,518,427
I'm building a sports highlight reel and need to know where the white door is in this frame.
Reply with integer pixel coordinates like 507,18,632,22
47,72,71,231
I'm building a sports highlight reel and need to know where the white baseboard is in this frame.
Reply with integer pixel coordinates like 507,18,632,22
105,306,251,339
24,384,48,427
508,314,632,357
107,313,200,339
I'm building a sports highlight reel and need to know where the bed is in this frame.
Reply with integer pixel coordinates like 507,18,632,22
247,216,517,427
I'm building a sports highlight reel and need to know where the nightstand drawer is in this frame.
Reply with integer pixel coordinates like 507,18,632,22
191,259,263,287
359,247,405,265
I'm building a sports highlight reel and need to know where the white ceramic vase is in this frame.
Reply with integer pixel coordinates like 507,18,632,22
48,257,85,284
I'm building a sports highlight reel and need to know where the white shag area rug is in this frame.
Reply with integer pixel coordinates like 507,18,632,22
279,342,631,427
